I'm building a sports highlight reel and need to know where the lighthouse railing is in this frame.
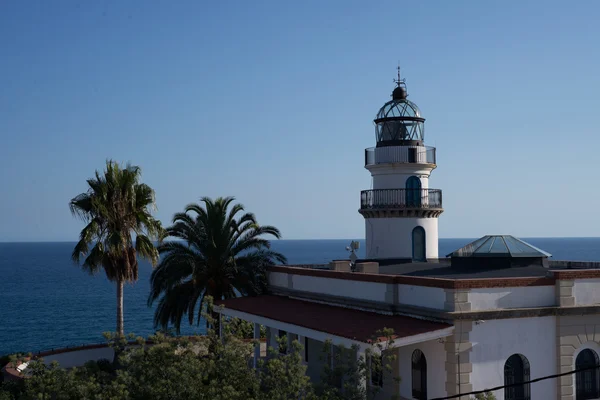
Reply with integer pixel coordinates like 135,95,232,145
364,146,436,166
360,189,442,209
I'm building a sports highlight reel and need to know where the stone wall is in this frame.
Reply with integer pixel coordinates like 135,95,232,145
556,315,600,399
444,321,473,400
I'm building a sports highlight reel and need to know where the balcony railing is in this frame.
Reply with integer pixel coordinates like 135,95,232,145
360,189,443,209
365,146,436,166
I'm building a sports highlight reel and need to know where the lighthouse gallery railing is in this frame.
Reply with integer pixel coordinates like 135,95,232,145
364,146,436,166
360,189,443,209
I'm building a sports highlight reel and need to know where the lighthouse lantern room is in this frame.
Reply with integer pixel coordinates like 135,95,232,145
360,68,443,262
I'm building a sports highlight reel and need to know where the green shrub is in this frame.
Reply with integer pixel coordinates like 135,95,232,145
472,392,497,400
0,298,397,400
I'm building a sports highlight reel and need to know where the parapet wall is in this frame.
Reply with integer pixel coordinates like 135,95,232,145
268,265,600,316
549,260,600,269
1,342,117,382
1,336,218,381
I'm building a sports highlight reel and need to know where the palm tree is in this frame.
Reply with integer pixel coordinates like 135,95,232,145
70,160,163,337
148,196,287,333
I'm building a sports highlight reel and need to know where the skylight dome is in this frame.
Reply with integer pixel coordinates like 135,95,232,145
447,235,552,258
447,235,551,269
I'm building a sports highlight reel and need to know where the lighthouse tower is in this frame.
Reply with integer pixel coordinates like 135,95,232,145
359,69,443,262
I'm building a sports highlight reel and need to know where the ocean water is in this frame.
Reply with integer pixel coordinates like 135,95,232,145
1,238,600,356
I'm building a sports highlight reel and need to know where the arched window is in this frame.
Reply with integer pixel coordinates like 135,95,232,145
576,349,600,400
411,349,427,400
405,176,422,207
412,226,426,262
504,354,531,400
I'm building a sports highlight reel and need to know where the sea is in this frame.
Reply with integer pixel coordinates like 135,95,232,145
1,238,600,356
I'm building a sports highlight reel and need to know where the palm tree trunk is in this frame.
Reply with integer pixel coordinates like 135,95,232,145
116,279,124,336
212,310,221,337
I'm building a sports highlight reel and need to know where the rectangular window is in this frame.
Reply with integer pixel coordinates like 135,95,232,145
304,337,309,362
408,147,416,163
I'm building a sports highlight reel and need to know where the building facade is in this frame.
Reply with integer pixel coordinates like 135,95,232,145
218,74,600,400
219,262,600,400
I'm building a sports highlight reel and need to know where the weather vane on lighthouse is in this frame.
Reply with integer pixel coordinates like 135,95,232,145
391,64,408,100
394,65,405,87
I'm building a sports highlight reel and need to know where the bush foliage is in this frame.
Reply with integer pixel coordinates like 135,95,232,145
0,299,398,400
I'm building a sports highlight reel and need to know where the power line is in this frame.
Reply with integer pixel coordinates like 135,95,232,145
430,363,600,400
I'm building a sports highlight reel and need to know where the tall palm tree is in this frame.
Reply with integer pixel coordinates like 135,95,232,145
148,196,287,333
70,160,163,337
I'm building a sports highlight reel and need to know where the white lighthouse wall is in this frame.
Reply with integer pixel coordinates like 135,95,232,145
372,173,429,190
371,145,433,165
367,163,434,190
365,218,438,259
469,316,557,400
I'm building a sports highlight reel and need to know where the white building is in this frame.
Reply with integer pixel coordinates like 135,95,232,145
217,73,600,400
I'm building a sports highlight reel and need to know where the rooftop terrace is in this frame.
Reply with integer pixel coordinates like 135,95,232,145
282,258,600,280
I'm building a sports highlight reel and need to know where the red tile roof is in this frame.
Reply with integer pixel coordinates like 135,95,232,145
217,295,451,343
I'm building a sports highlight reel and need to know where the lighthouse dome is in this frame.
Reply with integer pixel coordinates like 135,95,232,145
374,93,425,146
376,98,422,120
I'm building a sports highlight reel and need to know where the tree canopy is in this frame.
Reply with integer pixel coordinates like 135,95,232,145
69,160,163,335
148,196,286,332
0,302,398,400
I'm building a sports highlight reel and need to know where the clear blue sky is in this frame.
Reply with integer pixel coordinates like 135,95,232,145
1,0,599,242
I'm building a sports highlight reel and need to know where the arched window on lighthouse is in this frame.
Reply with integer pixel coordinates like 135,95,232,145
405,176,421,207
412,226,426,262
504,354,531,400
576,348,600,400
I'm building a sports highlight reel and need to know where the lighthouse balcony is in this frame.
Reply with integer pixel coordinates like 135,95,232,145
359,188,443,218
364,146,436,166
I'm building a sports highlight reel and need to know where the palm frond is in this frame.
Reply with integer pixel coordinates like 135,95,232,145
152,279,199,334
71,239,89,264
148,243,199,304
136,234,159,266
69,193,94,221
82,242,106,275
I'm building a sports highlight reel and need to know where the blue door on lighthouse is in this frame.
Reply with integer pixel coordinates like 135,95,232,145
412,226,426,261
406,176,421,207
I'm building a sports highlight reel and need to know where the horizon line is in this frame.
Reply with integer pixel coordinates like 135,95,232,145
2,236,600,244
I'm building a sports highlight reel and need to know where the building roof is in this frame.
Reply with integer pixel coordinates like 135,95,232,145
446,235,552,258
217,295,452,344
378,262,552,279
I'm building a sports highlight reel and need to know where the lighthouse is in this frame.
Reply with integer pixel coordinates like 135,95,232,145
359,69,443,262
